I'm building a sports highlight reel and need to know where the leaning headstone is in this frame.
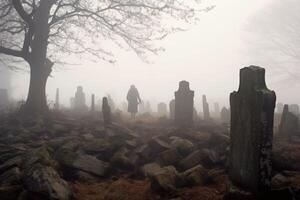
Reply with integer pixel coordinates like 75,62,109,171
175,81,194,127
102,97,111,126
169,99,175,119
290,104,300,116
54,88,60,110
202,95,210,120
157,102,167,117
220,107,230,124
278,105,298,136
229,66,276,194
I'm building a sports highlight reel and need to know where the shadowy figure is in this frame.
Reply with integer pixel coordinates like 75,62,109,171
127,85,141,118
102,97,111,126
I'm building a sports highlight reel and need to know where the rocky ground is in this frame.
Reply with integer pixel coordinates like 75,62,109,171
0,113,300,200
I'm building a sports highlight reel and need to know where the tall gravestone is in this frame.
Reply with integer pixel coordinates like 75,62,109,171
279,105,298,136
169,99,175,119
214,102,220,118
74,86,87,112
220,107,230,124
102,97,111,126
175,81,194,127
157,102,167,117
229,66,276,194
54,88,59,110
202,95,210,120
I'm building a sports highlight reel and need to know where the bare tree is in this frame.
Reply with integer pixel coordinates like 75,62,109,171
245,0,300,80
0,0,212,115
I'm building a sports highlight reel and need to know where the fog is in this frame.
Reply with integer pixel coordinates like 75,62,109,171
4,0,300,111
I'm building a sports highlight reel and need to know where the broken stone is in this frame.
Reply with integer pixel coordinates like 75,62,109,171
179,150,206,171
158,148,181,166
72,154,110,177
23,165,71,200
0,167,21,186
170,137,194,156
229,66,276,194
149,166,181,193
181,164,208,186
141,162,162,177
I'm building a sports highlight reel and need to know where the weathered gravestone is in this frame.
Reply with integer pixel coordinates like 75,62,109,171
229,66,276,194
74,86,87,112
102,97,111,126
214,102,220,118
278,105,298,136
54,88,59,110
220,107,230,124
169,99,175,119
175,81,194,127
157,102,167,117
290,104,300,116
202,95,210,120
276,103,284,114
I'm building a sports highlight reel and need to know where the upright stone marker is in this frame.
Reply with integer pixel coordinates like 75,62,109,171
54,88,60,110
279,104,298,136
169,99,175,119
102,97,111,126
229,66,276,194
202,95,210,120
175,81,194,127
214,102,220,118
157,102,167,117
220,107,230,124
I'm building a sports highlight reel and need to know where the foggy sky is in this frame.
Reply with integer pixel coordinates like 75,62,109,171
4,0,300,112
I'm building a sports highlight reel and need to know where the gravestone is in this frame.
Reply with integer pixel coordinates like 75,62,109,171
54,88,59,110
290,104,300,116
278,105,298,136
169,99,175,119
91,94,95,112
174,81,194,127
214,102,220,118
229,66,276,194
102,97,111,126
276,103,284,114
157,102,167,117
74,86,87,112
220,107,230,124
202,95,210,120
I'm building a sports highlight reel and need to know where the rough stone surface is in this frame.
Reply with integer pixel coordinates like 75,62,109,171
229,66,276,194
174,81,194,127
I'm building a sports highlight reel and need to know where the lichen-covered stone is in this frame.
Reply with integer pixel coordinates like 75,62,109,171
229,66,276,194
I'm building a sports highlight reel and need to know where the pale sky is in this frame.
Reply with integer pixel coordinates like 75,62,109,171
7,0,300,111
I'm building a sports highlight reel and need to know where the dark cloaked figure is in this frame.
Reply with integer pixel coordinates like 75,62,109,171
102,97,111,126
127,85,141,118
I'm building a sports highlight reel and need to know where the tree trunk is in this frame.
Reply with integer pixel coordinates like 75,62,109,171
23,60,52,115
21,0,54,116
